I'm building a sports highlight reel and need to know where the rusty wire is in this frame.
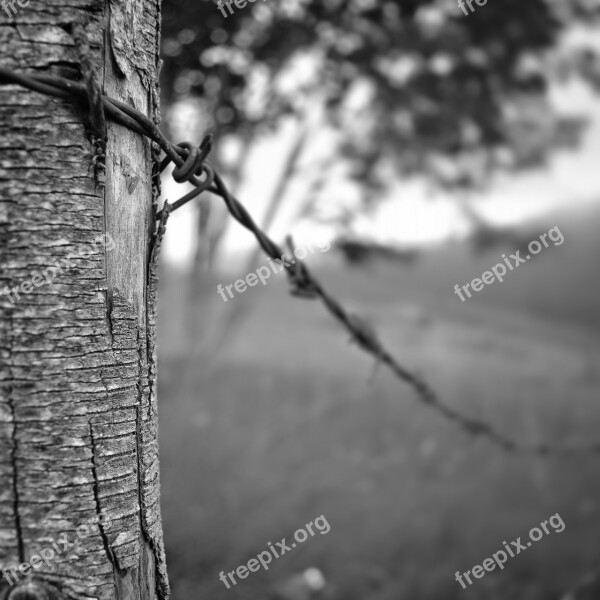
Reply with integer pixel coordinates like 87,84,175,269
1,65,598,458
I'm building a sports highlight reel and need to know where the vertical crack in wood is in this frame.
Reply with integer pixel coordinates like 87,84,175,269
107,292,114,348
7,389,24,564
136,203,171,600
2,303,24,566
89,420,118,571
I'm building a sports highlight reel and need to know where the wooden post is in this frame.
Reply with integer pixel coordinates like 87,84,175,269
0,1,169,599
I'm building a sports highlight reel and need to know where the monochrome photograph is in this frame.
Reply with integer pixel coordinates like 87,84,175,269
1,1,600,599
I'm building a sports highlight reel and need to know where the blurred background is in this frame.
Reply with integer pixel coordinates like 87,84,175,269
155,1,600,598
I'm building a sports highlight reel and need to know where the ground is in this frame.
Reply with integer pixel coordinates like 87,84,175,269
157,204,600,600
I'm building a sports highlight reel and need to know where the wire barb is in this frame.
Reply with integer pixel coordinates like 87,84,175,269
1,66,598,458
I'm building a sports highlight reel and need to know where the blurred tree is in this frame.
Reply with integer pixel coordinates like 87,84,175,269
161,0,600,342
161,0,600,191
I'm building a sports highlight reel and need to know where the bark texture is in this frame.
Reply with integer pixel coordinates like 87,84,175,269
0,1,168,599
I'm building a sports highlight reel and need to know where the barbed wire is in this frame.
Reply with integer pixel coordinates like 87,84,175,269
1,65,598,458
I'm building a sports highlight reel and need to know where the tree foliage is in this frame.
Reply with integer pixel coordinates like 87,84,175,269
161,0,600,190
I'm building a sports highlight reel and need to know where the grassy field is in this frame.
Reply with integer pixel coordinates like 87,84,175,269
157,205,600,600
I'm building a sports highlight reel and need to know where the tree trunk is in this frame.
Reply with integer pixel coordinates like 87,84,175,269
194,121,310,362
0,2,169,600
192,127,254,278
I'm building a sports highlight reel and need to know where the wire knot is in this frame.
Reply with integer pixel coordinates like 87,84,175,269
171,136,214,192
155,134,215,218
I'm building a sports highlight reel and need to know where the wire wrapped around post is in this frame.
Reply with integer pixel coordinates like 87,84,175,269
1,65,599,457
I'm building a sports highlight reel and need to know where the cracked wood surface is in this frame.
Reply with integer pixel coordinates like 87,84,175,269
0,1,168,599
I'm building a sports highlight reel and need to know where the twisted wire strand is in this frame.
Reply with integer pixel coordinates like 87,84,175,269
1,66,598,458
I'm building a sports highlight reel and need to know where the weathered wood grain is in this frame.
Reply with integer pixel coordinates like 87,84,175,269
0,0,169,598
